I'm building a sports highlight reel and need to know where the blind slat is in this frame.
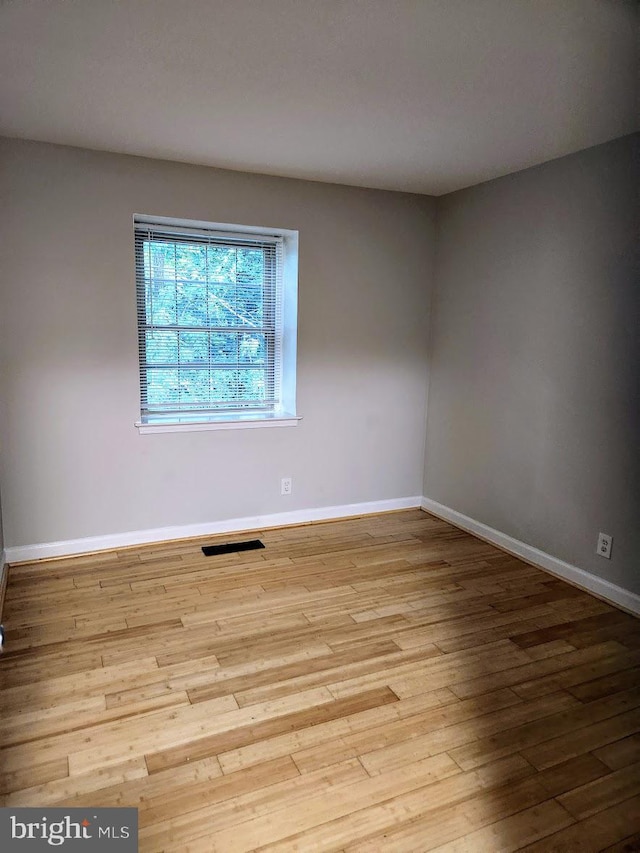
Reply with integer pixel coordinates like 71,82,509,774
135,217,284,418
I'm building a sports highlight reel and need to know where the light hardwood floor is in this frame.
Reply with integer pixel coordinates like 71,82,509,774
1,509,639,851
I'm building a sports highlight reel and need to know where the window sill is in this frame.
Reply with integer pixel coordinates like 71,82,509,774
135,413,302,434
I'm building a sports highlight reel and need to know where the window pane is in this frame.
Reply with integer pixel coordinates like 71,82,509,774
176,244,206,281
211,369,238,402
147,368,179,406
147,241,176,281
149,278,177,325
179,369,210,404
236,287,263,326
177,279,207,326
236,248,264,284
209,284,239,326
211,332,238,363
146,330,178,364
238,368,266,401
207,245,236,283
238,332,266,364
179,331,209,363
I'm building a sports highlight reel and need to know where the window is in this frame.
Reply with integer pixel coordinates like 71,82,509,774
134,216,298,433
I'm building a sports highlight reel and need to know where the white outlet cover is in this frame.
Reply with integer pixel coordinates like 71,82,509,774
281,478,292,495
597,532,612,559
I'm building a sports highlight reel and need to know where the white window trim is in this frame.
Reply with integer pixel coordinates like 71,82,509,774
135,413,302,434
133,215,299,433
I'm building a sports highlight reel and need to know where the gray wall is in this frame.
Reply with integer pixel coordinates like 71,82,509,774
0,381,4,559
424,134,639,593
2,133,638,598
0,138,435,548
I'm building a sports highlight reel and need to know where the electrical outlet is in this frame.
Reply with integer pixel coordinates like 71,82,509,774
597,532,612,559
281,477,292,496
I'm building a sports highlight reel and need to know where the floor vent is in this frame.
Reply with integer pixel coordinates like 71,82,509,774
201,539,265,557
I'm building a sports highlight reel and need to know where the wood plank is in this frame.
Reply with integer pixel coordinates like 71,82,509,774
426,800,574,852
344,772,548,852
521,705,640,770
450,688,640,772
593,733,640,771
152,753,460,851
0,757,69,797
534,753,611,797
146,686,398,774
599,832,640,853
259,754,535,853
519,793,640,852
218,693,441,775
558,762,640,820
2,758,149,807
359,691,577,776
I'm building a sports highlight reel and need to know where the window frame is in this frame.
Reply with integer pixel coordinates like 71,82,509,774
133,215,299,434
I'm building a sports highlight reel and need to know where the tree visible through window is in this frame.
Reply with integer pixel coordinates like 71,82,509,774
135,219,286,424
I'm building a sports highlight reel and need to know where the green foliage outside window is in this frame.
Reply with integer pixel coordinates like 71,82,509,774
137,237,275,414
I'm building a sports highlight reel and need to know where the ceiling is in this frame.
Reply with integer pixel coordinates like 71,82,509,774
0,0,637,195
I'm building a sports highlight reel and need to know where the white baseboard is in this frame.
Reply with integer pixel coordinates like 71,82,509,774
4,496,422,564
421,496,640,617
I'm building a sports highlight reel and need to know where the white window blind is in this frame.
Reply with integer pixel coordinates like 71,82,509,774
135,219,284,423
